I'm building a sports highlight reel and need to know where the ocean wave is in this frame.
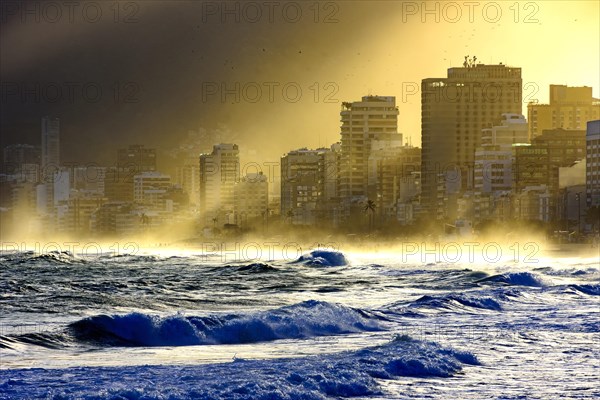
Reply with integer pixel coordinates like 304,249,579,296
411,294,503,311
235,262,278,273
534,266,599,277
0,331,68,350
212,262,279,274
0,336,479,399
475,271,548,287
383,288,519,315
293,250,349,266
68,300,387,347
0,251,81,265
568,284,600,296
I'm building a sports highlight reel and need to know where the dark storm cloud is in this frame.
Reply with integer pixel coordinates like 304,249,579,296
1,1,397,167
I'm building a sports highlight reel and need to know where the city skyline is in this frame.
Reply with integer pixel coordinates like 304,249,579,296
2,3,600,399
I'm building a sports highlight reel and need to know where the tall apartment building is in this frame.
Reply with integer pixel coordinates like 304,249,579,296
421,62,522,217
513,128,586,222
133,171,172,210
234,172,268,225
40,117,60,214
56,192,107,234
117,145,157,172
3,144,40,168
339,96,401,201
587,120,600,207
41,117,60,168
528,85,600,139
474,113,528,193
199,144,240,220
175,157,200,206
367,145,421,220
90,202,141,236
281,145,339,225
514,129,586,193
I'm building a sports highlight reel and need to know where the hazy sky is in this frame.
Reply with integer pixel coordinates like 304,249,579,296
1,0,598,168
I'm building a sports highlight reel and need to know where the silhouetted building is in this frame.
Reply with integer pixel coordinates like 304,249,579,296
90,202,141,236
421,62,522,218
56,192,107,234
367,145,420,222
117,145,156,172
514,129,586,222
528,85,600,139
587,120,600,207
40,117,60,214
281,145,339,225
41,117,60,168
175,157,200,206
3,144,40,170
199,144,240,223
234,172,268,226
514,129,586,193
133,171,172,210
104,168,134,202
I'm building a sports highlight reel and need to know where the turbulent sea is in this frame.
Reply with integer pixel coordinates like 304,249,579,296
0,246,599,399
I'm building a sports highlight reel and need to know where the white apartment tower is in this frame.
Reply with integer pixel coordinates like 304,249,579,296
474,113,529,193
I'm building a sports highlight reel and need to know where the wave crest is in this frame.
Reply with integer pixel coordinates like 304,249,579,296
69,300,387,347
293,250,349,266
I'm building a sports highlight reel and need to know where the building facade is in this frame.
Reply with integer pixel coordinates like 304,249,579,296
587,120,600,207
339,96,401,201
528,85,600,139
234,172,268,225
199,144,240,222
474,113,528,194
421,62,522,217
117,145,157,172
281,145,339,225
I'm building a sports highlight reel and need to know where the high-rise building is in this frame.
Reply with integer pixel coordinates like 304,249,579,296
339,96,401,201
117,145,156,172
41,117,60,168
586,120,600,207
104,167,134,202
474,113,528,194
234,172,268,225
3,144,40,168
528,85,600,139
199,144,240,221
513,128,586,222
90,202,141,236
133,172,172,210
513,129,586,193
421,62,522,217
56,192,107,234
40,117,60,214
367,144,421,221
175,157,200,206
281,145,339,225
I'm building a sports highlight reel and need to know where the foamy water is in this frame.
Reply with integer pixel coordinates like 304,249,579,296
0,248,598,399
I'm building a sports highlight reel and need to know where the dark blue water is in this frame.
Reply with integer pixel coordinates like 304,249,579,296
1,248,598,399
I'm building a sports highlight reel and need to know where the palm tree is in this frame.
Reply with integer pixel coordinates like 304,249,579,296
212,217,218,228
364,199,376,232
